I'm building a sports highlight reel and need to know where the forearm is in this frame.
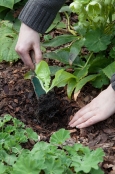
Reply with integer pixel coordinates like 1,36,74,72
19,0,66,34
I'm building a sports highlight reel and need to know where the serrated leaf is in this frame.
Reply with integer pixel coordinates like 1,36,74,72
84,29,111,52
0,0,14,9
91,73,109,88
50,129,70,145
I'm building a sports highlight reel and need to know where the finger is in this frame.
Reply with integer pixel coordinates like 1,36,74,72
33,45,42,64
21,53,34,70
69,111,95,127
69,103,91,125
76,115,101,128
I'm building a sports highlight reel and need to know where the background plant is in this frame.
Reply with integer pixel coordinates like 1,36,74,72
0,114,105,174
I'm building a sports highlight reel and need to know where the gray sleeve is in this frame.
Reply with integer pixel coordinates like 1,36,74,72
18,0,66,33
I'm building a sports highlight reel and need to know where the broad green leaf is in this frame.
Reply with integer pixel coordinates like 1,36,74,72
44,157,65,174
74,74,97,93
84,29,111,52
35,61,51,92
72,148,104,173
49,66,63,76
90,168,104,174
50,129,70,145
103,61,115,79
26,128,38,141
59,5,71,13
50,69,76,89
74,66,89,80
69,39,84,65
0,162,7,173
42,35,77,47
12,155,41,174
44,48,70,64
0,21,19,62
0,0,14,9
67,79,77,99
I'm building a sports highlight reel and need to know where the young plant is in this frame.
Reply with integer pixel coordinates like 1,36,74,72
33,60,97,99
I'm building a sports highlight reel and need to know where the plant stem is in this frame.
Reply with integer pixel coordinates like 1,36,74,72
84,52,93,68
64,12,77,36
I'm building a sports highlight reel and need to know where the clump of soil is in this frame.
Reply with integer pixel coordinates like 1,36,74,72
35,89,73,130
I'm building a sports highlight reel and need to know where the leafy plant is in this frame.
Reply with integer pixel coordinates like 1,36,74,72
0,114,105,174
32,60,97,98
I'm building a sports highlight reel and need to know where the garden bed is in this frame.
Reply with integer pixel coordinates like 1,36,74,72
0,60,115,173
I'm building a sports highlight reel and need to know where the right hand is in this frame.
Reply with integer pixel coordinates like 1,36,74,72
15,23,42,70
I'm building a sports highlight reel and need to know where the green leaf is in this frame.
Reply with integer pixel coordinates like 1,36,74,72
50,69,76,89
44,157,65,174
84,29,111,52
0,0,14,9
103,61,115,79
67,79,77,99
90,168,104,174
0,162,7,174
24,70,34,80
74,66,89,80
26,128,38,141
0,21,19,62
50,129,70,145
49,66,63,76
12,154,41,174
69,39,84,65
44,48,70,64
35,61,51,92
74,74,97,93
42,35,77,47
72,148,104,173
46,13,61,33
91,72,109,88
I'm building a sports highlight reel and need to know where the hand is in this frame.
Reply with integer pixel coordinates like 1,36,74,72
15,23,42,70
69,85,115,128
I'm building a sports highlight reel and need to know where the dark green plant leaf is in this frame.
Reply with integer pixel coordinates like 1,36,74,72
91,72,109,88
74,74,97,93
67,79,77,99
42,35,77,47
84,29,111,52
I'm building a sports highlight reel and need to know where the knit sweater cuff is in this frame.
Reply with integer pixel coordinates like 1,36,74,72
19,1,62,34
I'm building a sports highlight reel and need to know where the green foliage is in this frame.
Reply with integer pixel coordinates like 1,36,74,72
0,114,105,174
34,60,97,98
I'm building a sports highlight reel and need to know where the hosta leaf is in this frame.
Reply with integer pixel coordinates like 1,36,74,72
84,29,111,52
42,35,76,47
50,129,70,145
103,61,115,79
35,61,51,92
0,21,19,62
74,74,97,93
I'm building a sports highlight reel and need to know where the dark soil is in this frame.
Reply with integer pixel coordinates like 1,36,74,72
1,60,115,174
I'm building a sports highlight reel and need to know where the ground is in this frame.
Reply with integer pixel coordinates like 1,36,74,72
0,60,115,173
